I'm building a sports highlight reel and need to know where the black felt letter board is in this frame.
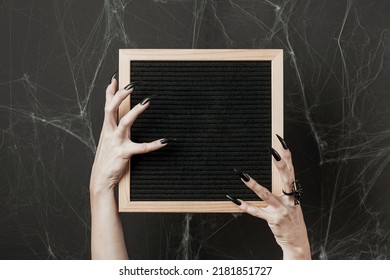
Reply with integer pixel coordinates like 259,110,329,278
118,50,283,212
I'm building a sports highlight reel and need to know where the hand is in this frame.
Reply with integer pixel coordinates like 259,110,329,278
90,77,166,195
89,76,167,259
230,136,311,260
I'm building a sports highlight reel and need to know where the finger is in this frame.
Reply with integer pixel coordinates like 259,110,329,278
105,86,134,116
116,102,150,136
105,77,118,103
279,148,294,180
127,139,167,157
102,79,120,128
276,134,295,179
271,146,295,192
272,155,294,193
238,200,270,220
243,175,282,208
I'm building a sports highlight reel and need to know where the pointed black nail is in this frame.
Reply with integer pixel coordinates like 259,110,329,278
140,97,152,105
269,147,281,161
110,71,118,83
124,81,141,90
160,138,177,144
233,168,250,182
226,195,241,206
276,134,288,150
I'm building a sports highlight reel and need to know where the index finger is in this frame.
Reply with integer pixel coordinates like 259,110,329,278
235,169,282,208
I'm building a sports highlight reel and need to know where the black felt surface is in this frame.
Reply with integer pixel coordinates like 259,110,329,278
130,61,271,201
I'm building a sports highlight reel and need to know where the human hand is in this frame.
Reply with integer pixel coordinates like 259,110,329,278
90,75,167,196
227,135,311,260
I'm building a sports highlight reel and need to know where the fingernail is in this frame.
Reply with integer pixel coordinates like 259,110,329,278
110,71,118,83
276,134,288,150
269,147,281,161
124,81,141,90
233,168,250,182
160,138,177,144
226,195,242,206
140,96,152,105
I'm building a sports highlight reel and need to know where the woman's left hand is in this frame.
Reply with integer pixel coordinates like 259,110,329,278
90,78,166,196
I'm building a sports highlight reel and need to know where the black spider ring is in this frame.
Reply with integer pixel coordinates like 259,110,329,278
282,180,303,205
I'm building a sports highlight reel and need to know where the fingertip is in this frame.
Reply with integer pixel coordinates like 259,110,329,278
139,96,153,106
106,82,116,100
124,81,140,91
160,138,177,145
233,168,250,182
276,134,289,150
237,199,246,210
109,76,118,89
226,194,242,206
237,199,249,212
110,71,118,84
243,175,253,185
269,147,282,161
125,86,134,95
112,80,119,95
137,100,150,109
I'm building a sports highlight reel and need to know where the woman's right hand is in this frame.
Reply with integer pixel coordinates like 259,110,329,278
228,136,311,260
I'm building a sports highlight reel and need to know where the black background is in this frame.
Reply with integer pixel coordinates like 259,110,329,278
0,0,389,259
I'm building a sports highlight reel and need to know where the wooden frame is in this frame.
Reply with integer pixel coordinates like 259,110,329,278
118,49,283,212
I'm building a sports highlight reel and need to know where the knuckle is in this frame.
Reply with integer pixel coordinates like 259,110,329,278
117,119,125,130
113,128,125,139
273,217,282,225
279,160,288,170
101,135,112,145
119,146,129,157
280,207,289,218
290,166,296,177
140,143,148,153
248,180,258,189
240,203,249,212
248,206,259,217
116,88,125,95
269,207,289,226
119,113,134,127
260,190,271,201
281,175,291,186
104,104,114,114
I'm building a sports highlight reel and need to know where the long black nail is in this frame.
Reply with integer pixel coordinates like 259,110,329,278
140,96,152,105
226,195,241,206
124,81,141,90
276,134,288,150
233,168,250,182
269,147,281,161
110,71,118,83
160,138,177,144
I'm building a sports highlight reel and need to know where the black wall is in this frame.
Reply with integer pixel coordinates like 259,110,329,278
0,0,389,259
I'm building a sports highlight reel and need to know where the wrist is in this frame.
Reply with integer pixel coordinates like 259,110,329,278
89,179,115,198
281,244,311,260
